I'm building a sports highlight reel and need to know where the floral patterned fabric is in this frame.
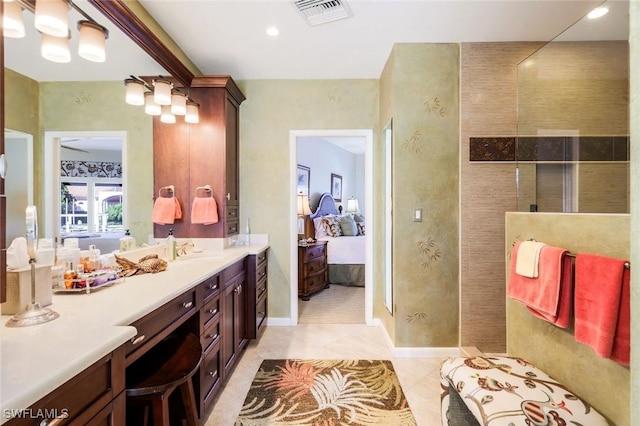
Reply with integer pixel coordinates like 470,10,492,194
440,356,608,426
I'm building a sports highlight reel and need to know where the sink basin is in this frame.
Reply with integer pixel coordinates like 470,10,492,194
176,252,224,261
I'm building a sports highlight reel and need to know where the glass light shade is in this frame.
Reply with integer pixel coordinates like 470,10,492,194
185,101,200,124
153,79,172,105
34,0,69,38
346,197,359,213
297,194,312,215
170,92,187,115
77,20,108,63
3,1,25,38
124,79,145,106
144,92,161,115
160,105,176,124
41,32,71,63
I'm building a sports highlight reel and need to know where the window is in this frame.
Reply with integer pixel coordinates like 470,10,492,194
60,179,123,236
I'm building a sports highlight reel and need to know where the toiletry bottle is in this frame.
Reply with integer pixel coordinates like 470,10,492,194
167,229,177,261
64,261,76,289
120,229,135,252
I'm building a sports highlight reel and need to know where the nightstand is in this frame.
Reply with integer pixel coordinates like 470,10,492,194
298,241,328,300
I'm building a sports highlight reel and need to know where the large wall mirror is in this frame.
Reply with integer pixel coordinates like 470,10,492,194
4,0,166,252
516,0,629,213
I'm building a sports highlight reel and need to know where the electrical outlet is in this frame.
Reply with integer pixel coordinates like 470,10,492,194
414,208,422,222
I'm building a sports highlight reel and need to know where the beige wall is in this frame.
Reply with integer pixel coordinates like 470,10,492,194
460,42,542,352
629,0,638,422
506,212,630,426
390,44,460,347
236,79,379,319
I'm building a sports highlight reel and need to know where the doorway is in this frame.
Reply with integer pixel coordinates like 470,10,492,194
289,129,374,326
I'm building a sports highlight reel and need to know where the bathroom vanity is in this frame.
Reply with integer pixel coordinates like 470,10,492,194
0,239,269,425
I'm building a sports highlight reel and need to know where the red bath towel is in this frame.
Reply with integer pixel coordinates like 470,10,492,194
610,267,630,366
574,254,628,361
508,242,572,328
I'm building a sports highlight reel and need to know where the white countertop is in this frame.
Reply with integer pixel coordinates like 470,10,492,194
0,238,268,424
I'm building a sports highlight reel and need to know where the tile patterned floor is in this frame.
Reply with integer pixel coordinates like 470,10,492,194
204,324,445,426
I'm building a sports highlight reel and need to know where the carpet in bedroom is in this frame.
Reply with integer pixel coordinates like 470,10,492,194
298,284,365,324
235,359,416,425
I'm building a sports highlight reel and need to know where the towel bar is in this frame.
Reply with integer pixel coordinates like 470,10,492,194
565,252,630,269
158,185,175,197
194,185,213,196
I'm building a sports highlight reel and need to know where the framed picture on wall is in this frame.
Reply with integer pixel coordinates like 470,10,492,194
297,164,310,196
331,173,342,201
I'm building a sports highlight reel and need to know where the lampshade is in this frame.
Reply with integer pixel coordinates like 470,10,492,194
77,20,108,63
160,105,176,124
3,1,25,39
346,197,359,213
41,32,71,63
297,194,312,215
153,78,172,106
144,92,161,115
170,92,187,115
124,78,145,106
34,0,69,38
185,100,200,124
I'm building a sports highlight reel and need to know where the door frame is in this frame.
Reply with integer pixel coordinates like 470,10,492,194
289,129,374,325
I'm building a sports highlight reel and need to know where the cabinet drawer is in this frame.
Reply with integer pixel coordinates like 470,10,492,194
201,295,221,330
200,274,221,305
226,220,239,236
222,258,247,283
304,256,326,277
126,290,196,359
256,250,268,266
256,261,267,282
201,315,221,353
303,244,325,262
5,351,121,426
226,205,239,221
201,342,222,411
255,292,267,336
307,273,327,292
255,275,267,300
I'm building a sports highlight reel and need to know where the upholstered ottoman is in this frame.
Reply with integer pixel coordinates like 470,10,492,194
440,356,608,426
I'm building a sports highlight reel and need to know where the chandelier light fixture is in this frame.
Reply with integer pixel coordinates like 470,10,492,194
124,75,200,124
4,0,110,63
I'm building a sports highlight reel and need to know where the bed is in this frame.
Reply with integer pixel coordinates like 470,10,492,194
308,192,365,287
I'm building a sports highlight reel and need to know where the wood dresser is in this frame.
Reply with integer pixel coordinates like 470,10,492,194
298,241,328,301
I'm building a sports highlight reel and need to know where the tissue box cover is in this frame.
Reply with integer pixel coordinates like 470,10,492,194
2,265,53,315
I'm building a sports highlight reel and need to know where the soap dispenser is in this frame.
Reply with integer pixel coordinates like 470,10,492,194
167,229,177,261
119,229,135,252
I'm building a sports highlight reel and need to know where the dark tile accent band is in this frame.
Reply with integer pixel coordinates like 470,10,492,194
470,136,629,162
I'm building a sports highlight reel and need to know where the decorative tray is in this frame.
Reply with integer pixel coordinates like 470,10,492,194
54,268,124,294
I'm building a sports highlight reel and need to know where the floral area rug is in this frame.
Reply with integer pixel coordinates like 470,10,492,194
236,359,416,426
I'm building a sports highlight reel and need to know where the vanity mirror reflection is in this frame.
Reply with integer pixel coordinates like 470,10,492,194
3,0,167,253
516,0,629,213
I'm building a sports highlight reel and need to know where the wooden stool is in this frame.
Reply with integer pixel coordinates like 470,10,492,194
126,333,202,426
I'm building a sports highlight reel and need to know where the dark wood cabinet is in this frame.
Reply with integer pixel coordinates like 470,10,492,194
220,258,247,380
153,76,245,239
197,274,222,418
5,347,126,426
247,249,268,339
1,15,5,303
298,241,329,300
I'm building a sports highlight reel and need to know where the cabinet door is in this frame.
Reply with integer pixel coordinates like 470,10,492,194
225,97,239,207
221,272,247,379
234,272,247,354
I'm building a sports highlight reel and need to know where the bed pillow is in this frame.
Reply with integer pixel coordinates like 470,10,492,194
313,216,329,239
339,215,358,236
322,215,343,237
353,213,365,223
357,222,365,236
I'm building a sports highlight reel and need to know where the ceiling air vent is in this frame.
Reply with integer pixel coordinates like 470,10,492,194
294,0,353,26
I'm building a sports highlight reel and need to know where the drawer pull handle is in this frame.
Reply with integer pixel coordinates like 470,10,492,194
259,271,266,277
209,371,217,377
207,333,219,340
131,335,146,345
259,287,266,292
208,284,218,290
209,308,218,315
230,210,237,216
183,301,193,309
40,417,66,426
258,311,265,315
226,193,231,200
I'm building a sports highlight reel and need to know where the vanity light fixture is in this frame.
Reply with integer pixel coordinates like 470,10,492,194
12,0,110,63
40,31,71,63
144,92,162,115
153,78,173,106
3,0,26,39
170,91,187,115
125,78,145,105
160,105,176,124
185,100,200,124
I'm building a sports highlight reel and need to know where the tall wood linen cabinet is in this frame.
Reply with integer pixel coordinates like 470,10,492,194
153,76,245,238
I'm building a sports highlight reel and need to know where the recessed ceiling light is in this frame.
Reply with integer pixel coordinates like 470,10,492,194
587,6,609,20
266,26,280,36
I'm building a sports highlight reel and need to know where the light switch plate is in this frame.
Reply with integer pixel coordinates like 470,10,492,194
414,208,422,222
